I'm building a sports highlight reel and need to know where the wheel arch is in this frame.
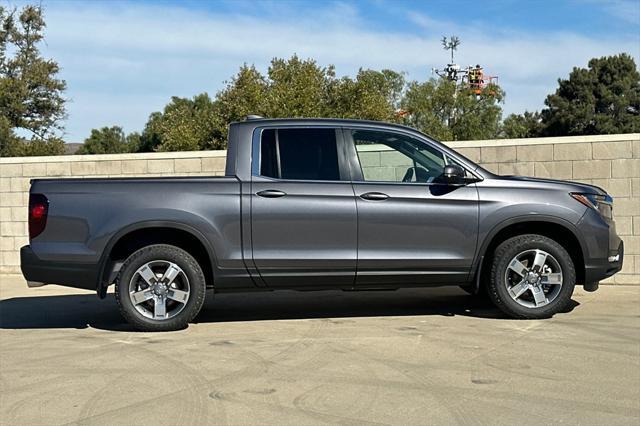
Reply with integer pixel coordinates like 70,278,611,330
473,216,587,291
98,221,217,297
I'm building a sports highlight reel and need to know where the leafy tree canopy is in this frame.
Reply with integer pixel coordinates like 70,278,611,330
501,111,543,139
540,53,640,136
72,53,640,156
139,93,220,152
130,55,410,152
401,79,504,141
77,126,139,155
0,5,66,157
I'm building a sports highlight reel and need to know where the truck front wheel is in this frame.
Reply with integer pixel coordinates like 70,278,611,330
487,234,576,319
115,244,207,331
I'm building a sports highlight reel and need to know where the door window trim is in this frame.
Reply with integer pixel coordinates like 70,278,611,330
251,125,353,183
342,126,482,184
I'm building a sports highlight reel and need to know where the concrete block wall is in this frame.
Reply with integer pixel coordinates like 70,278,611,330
448,134,639,284
0,150,226,275
357,144,415,181
1,133,638,284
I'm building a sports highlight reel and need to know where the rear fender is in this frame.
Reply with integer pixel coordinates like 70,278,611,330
97,219,218,297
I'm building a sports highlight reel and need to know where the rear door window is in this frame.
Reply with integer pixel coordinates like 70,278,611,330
260,128,341,181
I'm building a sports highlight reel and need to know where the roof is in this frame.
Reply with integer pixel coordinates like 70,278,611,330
231,117,427,135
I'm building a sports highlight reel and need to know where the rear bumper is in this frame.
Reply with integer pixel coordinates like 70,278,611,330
21,245,98,291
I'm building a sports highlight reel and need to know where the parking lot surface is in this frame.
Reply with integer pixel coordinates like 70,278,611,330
0,275,638,426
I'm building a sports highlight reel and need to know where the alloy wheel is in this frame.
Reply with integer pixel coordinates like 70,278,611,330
503,249,563,308
128,260,191,320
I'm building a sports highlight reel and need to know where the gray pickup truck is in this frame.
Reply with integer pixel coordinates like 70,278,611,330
21,118,623,331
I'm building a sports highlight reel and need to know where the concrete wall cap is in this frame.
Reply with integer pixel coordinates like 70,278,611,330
0,149,227,164
443,133,640,149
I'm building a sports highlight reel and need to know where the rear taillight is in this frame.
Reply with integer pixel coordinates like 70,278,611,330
29,194,49,239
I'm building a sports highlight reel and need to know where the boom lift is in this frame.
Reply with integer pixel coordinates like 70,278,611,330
432,36,498,96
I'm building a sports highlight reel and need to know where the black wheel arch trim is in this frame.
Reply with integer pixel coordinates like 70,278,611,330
470,214,587,290
97,220,219,296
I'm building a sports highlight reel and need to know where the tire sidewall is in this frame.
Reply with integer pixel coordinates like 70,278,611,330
490,235,575,318
116,244,206,331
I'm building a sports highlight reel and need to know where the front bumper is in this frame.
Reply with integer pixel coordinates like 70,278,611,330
582,235,624,294
584,240,624,283
577,206,624,290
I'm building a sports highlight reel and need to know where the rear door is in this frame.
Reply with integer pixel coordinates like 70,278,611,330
346,128,480,286
250,127,357,288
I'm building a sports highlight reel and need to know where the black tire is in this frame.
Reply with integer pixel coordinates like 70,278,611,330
115,244,206,331
487,234,575,319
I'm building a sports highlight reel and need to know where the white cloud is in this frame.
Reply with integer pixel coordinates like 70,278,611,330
590,0,640,25
31,1,640,141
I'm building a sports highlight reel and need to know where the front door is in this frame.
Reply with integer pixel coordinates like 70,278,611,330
347,128,479,286
251,127,357,288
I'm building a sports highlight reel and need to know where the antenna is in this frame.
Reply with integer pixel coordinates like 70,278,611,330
441,35,461,64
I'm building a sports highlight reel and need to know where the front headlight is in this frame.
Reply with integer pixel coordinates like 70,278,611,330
571,193,613,219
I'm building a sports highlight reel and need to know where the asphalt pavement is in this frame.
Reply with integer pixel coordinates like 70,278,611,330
1,275,638,426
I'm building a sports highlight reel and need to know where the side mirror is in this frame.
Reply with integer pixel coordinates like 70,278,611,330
443,164,466,184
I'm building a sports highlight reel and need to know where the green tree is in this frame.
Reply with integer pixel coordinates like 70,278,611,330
0,115,22,156
77,126,139,154
213,64,268,144
133,112,162,152
330,69,405,121
0,5,66,156
501,111,543,138
401,78,504,141
146,55,408,151
138,55,507,151
139,93,221,152
264,55,331,118
540,53,640,136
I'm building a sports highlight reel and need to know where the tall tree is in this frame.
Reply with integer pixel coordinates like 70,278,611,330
0,5,66,156
401,78,504,141
540,53,640,136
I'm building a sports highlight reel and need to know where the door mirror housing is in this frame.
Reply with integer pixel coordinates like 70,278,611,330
443,164,466,184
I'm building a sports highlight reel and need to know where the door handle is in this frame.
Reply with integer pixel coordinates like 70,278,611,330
257,189,287,198
360,192,389,201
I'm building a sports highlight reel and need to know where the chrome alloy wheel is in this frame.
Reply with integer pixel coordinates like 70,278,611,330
504,249,563,308
128,260,190,320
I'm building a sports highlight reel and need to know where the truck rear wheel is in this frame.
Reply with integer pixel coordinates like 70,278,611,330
487,234,575,319
115,244,206,331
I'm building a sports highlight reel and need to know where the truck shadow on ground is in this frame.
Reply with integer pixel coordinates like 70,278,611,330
0,287,579,332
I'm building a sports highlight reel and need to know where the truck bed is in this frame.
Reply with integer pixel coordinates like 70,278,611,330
24,176,243,291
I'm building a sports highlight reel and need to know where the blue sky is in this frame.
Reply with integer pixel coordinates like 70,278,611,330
9,0,640,142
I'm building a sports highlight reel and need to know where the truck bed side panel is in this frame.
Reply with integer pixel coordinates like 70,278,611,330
24,177,245,290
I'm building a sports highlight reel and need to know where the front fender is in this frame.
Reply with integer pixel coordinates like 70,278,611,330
470,213,589,286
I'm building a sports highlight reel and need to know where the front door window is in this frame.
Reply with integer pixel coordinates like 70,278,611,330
352,130,446,183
